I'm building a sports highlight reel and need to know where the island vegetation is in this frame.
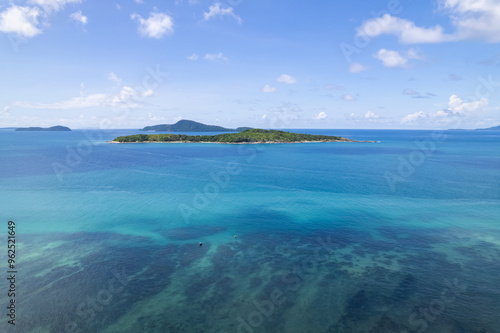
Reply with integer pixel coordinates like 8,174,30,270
113,129,360,144
15,125,71,131
141,119,251,132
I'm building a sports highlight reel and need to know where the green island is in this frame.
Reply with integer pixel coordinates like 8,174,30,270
112,129,366,144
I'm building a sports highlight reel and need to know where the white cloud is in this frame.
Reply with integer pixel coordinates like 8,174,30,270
401,94,488,125
262,85,277,93
374,49,418,68
349,62,368,73
357,2,500,44
69,10,87,25
446,94,488,115
187,53,199,60
443,0,500,42
29,0,81,13
357,14,451,44
276,74,297,84
346,111,383,122
436,110,449,117
17,93,109,109
134,0,144,4
364,111,380,119
315,112,328,120
107,72,121,85
204,52,227,61
203,3,242,24
0,5,42,38
0,0,86,39
131,12,174,39
111,86,152,108
402,111,428,124
341,94,356,101
16,86,153,110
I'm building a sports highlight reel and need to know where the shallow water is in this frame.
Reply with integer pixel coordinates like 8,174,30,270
0,129,499,332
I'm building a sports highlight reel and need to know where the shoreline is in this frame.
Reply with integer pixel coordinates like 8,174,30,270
109,139,375,144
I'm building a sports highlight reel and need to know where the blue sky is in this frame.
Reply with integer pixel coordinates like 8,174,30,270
1,0,499,129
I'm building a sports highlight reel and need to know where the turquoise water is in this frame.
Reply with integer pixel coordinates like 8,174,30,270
0,129,499,332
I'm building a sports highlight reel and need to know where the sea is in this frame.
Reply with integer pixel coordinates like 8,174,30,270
0,128,499,333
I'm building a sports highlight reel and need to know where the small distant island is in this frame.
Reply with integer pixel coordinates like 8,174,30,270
476,125,500,131
15,125,71,131
112,129,366,144
141,120,252,132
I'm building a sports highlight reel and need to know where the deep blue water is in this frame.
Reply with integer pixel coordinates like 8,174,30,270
0,129,499,332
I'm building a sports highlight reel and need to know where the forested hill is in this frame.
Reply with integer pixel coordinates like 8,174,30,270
141,120,251,132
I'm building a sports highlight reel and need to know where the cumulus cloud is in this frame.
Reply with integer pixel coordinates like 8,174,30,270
446,94,488,115
401,94,489,125
374,49,418,68
69,10,87,25
401,111,429,124
357,14,451,44
0,0,85,39
203,3,242,24
131,12,174,38
315,112,328,120
444,0,500,42
357,1,500,44
262,85,277,93
204,52,227,61
187,53,199,60
349,62,368,73
341,94,356,101
0,5,42,38
375,49,406,68
276,74,297,84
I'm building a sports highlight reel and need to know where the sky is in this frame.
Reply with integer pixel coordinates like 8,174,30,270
1,0,499,130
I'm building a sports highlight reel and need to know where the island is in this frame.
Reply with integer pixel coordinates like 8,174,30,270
476,125,500,131
141,120,252,132
15,125,71,131
112,129,366,144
